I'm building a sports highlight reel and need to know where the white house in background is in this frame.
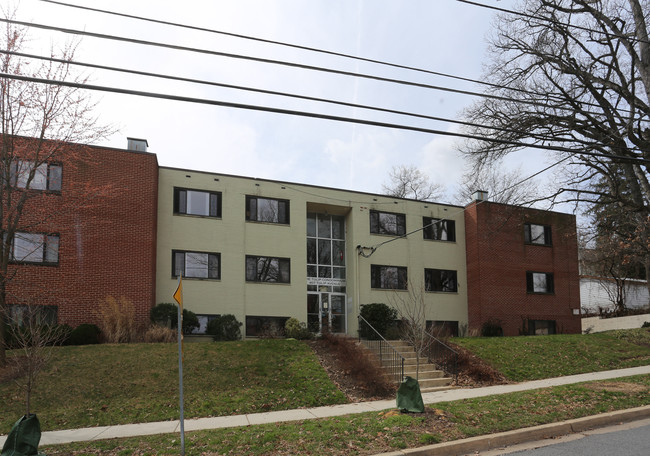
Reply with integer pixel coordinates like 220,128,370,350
580,276,649,314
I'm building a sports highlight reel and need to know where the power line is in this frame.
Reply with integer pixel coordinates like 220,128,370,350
3,72,648,165
36,0,520,94
7,49,632,152
35,0,643,117
5,15,644,122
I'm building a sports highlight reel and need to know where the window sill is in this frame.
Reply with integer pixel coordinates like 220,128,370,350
173,213,222,220
524,242,553,247
423,239,456,244
425,290,459,294
246,220,290,226
527,291,555,295
370,232,407,238
172,276,220,281
245,281,292,285
371,287,408,291
10,261,59,267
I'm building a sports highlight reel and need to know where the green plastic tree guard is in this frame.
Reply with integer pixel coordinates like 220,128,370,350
1,414,43,456
396,376,425,413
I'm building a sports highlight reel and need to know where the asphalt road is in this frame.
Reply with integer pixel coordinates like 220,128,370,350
476,418,650,456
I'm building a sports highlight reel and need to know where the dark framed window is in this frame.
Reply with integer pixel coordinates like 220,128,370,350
371,265,408,290
424,268,458,292
191,314,219,334
528,319,556,335
526,271,554,293
427,320,459,337
8,305,58,326
369,210,406,235
174,188,221,217
246,196,290,224
172,250,220,279
524,223,552,246
246,256,291,283
10,160,62,192
9,232,59,264
246,316,290,337
423,217,456,242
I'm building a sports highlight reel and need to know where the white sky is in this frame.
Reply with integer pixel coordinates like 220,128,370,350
8,0,552,204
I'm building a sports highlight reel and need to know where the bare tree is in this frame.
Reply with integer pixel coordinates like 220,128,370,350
5,303,70,416
459,0,650,289
388,280,432,381
0,9,111,365
382,165,445,202
455,160,541,205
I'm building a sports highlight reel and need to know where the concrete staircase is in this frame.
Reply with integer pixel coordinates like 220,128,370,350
365,339,454,393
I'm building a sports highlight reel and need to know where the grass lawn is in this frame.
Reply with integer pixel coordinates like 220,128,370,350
453,328,650,381
0,339,346,433
41,374,650,455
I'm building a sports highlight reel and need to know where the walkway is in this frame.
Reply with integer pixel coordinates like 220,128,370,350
2,365,650,447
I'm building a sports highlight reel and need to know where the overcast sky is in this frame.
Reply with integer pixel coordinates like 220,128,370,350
8,0,551,204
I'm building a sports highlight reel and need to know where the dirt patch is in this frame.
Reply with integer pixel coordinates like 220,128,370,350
585,381,648,393
450,343,509,387
308,339,395,402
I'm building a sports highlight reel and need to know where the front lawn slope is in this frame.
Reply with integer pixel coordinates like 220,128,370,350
1,339,346,432
453,328,650,382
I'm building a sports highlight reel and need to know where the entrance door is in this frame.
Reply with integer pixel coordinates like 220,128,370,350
307,292,346,333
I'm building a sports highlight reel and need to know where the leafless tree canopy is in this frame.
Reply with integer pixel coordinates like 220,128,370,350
455,161,541,205
381,165,445,202
461,0,649,212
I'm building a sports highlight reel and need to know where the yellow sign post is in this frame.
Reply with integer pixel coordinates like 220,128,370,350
173,276,185,456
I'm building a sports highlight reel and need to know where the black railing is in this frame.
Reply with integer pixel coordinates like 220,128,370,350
357,316,405,383
424,331,458,380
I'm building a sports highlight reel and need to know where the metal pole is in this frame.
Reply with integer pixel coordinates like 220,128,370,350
177,305,185,456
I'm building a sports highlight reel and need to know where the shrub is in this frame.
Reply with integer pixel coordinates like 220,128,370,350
143,325,177,343
65,324,101,346
284,318,312,340
150,303,200,334
481,319,504,337
99,296,141,343
207,314,242,341
359,303,398,339
642,321,650,328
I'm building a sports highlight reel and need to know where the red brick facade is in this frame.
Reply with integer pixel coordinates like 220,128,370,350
464,200,581,336
6,141,158,329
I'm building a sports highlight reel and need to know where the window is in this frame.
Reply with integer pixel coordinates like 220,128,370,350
423,217,456,242
174,188,221,217
524,223,552,246
424,268,458,292
191,314,219,335
172,250,220,279
246,316,290,337
246,256,290,283
526,271,554,293
8,305,58,326
9,232,59,264
11,160,62,191
427,320,459,337
370,210,406,236
527,319,556,335
371,265,407,290
246,196,290,224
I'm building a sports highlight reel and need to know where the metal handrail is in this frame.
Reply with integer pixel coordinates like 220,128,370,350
357,315,405,383
424,330,459,380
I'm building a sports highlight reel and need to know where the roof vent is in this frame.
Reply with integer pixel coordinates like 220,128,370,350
127,137,148,152
473,190,488,201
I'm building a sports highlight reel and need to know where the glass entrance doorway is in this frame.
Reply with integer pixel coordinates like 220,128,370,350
307,292,346,333
306,212,347,334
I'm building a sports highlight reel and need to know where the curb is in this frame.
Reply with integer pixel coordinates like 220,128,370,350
373,405,650,456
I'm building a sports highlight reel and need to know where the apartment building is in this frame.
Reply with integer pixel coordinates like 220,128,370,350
8,138,581,337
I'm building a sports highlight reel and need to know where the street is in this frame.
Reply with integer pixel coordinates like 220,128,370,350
474,418,650,455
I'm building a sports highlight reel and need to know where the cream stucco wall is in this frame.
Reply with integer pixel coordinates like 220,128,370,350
156,167,468,336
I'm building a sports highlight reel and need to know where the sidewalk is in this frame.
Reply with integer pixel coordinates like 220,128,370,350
2,365,650,448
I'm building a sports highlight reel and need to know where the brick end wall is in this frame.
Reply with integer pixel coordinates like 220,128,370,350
7,142,158,329
465,201,581,336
